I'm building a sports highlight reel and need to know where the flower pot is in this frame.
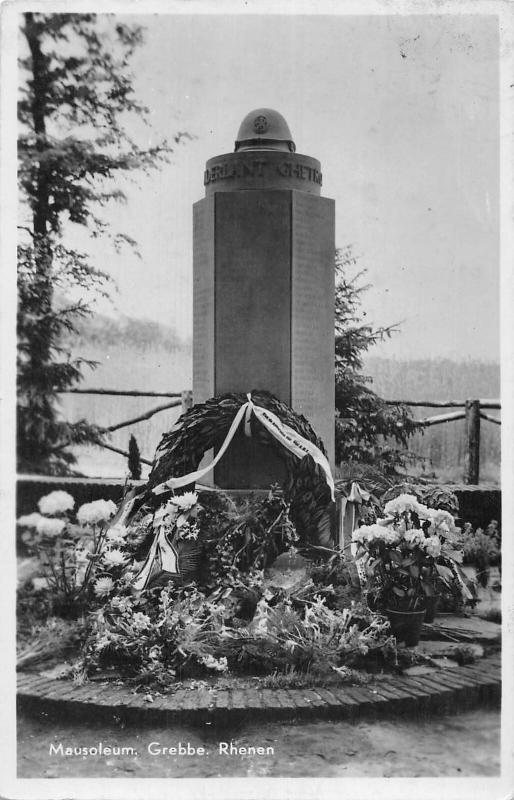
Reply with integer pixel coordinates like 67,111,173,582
386,608,426,647
423,594,441,624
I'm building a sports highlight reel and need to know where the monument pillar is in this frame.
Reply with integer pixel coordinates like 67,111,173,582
193,108,335,489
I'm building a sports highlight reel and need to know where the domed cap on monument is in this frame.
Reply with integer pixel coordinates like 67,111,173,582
235,108,296,153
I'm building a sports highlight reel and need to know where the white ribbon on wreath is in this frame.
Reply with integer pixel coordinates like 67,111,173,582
130,394,335,591
152,393,335,500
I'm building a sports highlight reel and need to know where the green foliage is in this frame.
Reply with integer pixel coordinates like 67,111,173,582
381,483,460,515
334,247,421,473
199,487,299,589
354,494,468,613
462,520,501,587
17,12,188,474
17,616,88,671
127,434,142,480
79,582,396,685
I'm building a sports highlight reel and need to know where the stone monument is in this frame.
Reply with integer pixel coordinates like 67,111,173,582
193,108,335,489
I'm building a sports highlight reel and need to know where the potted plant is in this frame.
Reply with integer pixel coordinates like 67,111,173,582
352,493,466,645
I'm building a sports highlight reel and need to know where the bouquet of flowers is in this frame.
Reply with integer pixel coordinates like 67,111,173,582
352,493,467,613
17,491,135,612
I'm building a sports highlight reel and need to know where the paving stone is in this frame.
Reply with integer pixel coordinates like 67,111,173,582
403,665,439,677
18,675,56,695
418,641,484,660
318,687,358,719
344,685,389,715
372,681,413,712
429,657,460,670
300,689,328,712
244,690,264,711
459,663,501,682
274,689,296,712
403,675,455,707
428,672,477,707
429,615,501,643
313,687,345,710
230,689,248,710
394,677,436,708
212,691,231,710
35,681,86,702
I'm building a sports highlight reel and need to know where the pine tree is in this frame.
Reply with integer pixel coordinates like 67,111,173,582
334,246,420,475
17,13,189,474
127,434,142,480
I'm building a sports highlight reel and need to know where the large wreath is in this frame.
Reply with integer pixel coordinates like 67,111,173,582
129,390,334,546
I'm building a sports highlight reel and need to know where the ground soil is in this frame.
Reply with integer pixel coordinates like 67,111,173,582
17,707,500,778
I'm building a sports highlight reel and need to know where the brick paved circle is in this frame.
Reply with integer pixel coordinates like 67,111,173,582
17,654,501,724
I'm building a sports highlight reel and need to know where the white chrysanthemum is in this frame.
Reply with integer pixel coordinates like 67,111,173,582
131,612,152,630
17,512,44,528
427,509,456,535
105,524,128,544
35,517,66,538
102,548,127,567
38,491,75,516
77,499,117,526
111,596,133,613
352,523,399,545
424,535,442,558
383,494,430,519
352,525,372,543
201,654,228,673
170,491,198,511
94,576,115,597
403,529,426,548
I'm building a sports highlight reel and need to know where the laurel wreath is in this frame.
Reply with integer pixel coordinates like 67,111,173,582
143,390,333,545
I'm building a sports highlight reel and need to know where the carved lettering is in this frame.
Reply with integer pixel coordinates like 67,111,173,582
204,158,322,187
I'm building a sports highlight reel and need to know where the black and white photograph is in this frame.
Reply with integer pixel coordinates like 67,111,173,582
1,1,513,798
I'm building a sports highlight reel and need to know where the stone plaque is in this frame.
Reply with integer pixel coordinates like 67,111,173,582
214,191,291,487
215,191,291,399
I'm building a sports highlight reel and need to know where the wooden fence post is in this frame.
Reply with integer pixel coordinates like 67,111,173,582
181,389,193,414
464,399,480,484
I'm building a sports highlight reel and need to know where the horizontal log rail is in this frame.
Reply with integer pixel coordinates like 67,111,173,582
105,399,182,433
59,388,500,485
384,399,501,409
480,411,501,425
60,388,182,398
420,410,466,427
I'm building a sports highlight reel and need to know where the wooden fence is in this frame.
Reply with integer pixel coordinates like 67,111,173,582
61,389,500,484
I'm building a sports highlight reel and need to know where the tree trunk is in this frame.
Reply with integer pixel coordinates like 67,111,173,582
23,12,53,365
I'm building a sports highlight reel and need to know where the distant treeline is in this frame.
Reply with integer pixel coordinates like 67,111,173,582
67,312,192,353
364,356,501,481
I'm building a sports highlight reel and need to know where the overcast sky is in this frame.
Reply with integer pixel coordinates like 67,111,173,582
73,11,499,361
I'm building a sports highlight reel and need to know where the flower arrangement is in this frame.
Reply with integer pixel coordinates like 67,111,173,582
17,492,126,615
18,488,402,686
79,578,396,685
352,493,467,613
